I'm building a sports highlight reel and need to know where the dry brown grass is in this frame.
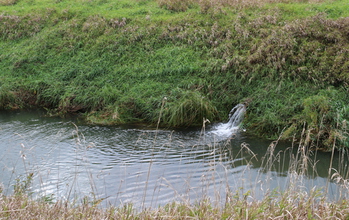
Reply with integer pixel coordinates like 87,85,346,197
1,188,349,219
0,0,17,6
157,0,331,12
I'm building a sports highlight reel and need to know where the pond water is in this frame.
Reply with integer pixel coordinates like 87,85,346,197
0,110,348,208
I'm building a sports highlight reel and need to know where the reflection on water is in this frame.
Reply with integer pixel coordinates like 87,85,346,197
0,110,348,208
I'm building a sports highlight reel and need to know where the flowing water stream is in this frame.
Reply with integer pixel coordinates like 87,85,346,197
0,106,348,208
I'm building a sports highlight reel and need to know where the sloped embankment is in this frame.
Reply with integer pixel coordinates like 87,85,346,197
0,0,348,150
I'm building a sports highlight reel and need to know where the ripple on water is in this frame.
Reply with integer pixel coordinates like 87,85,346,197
0,110,347,207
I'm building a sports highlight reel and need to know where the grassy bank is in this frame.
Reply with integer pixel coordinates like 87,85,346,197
1,0,349,150
1,190,349,219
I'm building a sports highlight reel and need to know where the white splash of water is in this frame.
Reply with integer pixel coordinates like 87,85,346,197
211,104,246,137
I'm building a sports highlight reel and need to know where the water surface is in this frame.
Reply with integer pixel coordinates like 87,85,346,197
0,110,348,208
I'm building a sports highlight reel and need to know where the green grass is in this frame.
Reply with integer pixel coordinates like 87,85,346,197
1,0,349,149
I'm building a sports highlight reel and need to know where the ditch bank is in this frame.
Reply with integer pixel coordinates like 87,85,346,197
0,0,349,150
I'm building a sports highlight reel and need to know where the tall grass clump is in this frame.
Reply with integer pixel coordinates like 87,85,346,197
280,88,349,150
161,89,217,127
0,88,17,109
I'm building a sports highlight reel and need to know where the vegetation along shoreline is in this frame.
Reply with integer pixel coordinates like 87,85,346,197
1,0,349,150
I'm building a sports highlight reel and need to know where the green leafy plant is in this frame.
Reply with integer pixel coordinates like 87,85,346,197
13,173,33,196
